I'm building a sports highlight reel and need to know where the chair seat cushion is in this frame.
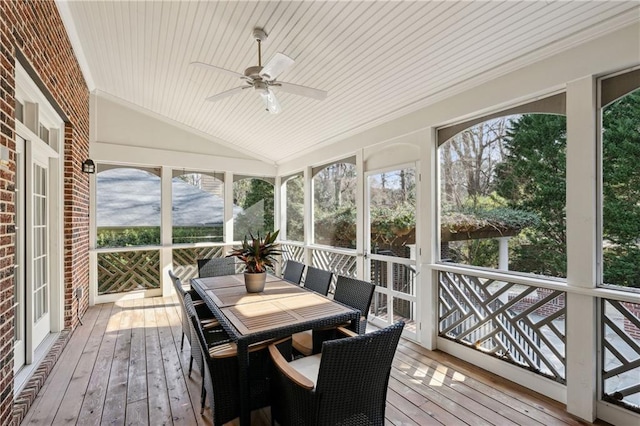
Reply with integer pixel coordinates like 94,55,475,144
288,353,322,388
291,330,313,356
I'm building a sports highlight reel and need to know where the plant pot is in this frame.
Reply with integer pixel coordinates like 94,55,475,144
244,272,267,293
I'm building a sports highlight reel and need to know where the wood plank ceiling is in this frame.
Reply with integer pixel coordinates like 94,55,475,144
62,1,640,164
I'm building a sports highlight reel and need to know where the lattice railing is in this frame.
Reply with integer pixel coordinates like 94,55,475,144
438,270,566,382
172,246,227,281
602,299,640,412
98,250,160,295
311,247,357,292
281,243,305,263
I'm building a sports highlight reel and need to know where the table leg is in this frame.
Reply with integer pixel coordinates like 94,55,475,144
237,340,250,426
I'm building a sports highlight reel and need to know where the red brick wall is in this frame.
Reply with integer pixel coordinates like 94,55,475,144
0,1,89,424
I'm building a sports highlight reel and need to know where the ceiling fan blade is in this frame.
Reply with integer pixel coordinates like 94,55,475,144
259,53,294,81
191,61,246,80
260,88,281,114
206,86,249,102
276,81,328,101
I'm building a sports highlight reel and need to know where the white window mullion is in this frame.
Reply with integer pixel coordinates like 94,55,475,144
160,166,173,296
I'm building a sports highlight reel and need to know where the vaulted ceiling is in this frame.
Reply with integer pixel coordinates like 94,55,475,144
59,1,640,164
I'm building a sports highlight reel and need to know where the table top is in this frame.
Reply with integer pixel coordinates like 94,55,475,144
191,274,357,337
192,273,281,291
222,292,352,335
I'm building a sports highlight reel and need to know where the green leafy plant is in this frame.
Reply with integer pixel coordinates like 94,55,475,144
227,230,281,273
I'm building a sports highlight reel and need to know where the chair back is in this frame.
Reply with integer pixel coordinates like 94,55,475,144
283,260,305,284
169,270,192,342
302,266,332,296
315,321,404,425
334,276,375,328
198,257,236,278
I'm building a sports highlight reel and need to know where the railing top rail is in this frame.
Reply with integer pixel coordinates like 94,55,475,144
432,263,640,305
308,244,357,256
279,241,305,247
368,253,416,266
93,241,230,254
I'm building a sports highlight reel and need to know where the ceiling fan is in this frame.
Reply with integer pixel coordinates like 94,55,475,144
191,28,327,114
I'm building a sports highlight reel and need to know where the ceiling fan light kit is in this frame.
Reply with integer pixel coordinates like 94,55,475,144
192,27,327,114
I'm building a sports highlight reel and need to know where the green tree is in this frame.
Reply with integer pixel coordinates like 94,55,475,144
494,114,567,277
285,175,304,241
601,90,640,287
234,178,274,240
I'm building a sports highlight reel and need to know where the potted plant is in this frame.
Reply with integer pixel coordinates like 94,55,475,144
227,230,281,292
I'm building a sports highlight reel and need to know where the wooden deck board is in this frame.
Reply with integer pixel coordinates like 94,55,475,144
22,296,596,426
21,303,105,425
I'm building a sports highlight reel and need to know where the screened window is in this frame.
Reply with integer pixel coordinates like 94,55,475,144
600,70,640,290
96,167,161,248
313,160,357,249
284,173,304,242
233,177,274,241
439,108,567,278
172,172,224,244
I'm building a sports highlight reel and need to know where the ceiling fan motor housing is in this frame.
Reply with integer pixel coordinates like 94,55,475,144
244,65,263,80
253,80,269,94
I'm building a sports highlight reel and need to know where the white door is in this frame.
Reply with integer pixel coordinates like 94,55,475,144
365,165,418,340
13,137,25,372
14,134,56,370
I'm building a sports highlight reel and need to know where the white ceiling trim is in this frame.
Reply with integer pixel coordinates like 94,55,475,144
55,0,95,91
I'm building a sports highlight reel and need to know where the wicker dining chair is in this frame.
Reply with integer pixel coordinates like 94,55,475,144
197,257,236,278
269,321,405,426
168,270,218,352
295,275,376,356
169,271,222,377
283,260,305,284
333,275,375,334
186,293,289,426
302,266,333,296
291,266,334,355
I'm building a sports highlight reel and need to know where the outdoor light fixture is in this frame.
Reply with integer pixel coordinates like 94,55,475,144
82,159,96,174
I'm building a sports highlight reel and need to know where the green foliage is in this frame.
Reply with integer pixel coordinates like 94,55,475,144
227,230,281,273
97,227,161,248
97,226,224,248
285,176,304,241
370,202,415,254
602,90,640,287
448,239,499,269
234,178,275,240
314,203,357,248
493,114,568,277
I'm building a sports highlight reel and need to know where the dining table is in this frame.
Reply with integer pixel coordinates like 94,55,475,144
190,273,360,426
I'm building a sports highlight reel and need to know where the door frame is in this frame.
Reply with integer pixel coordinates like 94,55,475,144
15,120,63,366
364,162,420,340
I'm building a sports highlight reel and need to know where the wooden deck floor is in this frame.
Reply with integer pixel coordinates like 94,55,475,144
21,296,594,426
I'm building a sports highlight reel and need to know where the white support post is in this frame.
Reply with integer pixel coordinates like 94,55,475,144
224,171,234,245
498,237,510,271
565,76,598,422
356,150,365,279
160,166,173,297
274,174,283,275
420,128,438,349
277,175,285,240
304,167,313,266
